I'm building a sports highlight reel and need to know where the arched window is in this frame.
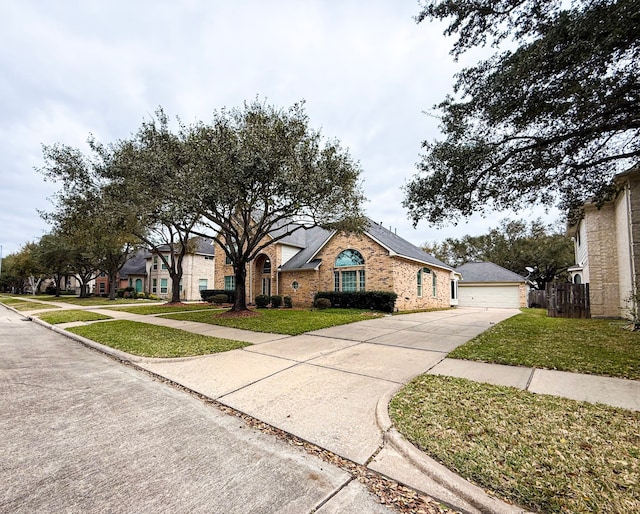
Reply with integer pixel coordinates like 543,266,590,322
417,267,436,297
262,258,271,274
334,249,365,292
335,249,365,267
574,274,582,284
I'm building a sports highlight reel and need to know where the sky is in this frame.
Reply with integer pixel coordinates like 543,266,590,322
0,0,560,257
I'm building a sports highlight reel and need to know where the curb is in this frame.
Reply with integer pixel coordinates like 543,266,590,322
374,387,530,514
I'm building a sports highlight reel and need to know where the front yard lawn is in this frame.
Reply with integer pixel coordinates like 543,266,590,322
390,375,640,513
161,308,384,336
450,308,640,380
38,310,112,324
67,320,249,357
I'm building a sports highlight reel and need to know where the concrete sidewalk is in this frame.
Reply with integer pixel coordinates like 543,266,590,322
19,302,640,513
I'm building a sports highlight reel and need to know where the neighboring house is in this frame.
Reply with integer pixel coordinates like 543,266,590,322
567,163,640,318
455,261,527,309
92,250,147,296
146,237,216,301
213,218,458,311
118,251,148,293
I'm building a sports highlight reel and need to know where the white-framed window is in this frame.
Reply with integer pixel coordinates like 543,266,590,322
153,256,158,270
99,282,105,293
333,249,366,292
418,268,436,297
160,278,168,294
199,279,208,291
204,255,214,260
161,260,168,270
152,278,157,293
224,275,235,290
292,281,299,290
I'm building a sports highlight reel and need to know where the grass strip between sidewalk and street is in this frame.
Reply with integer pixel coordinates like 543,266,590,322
38,310,112,324
449,308,640,380
66,320,250,357
161,308,384,336
30,295,159,306
0,297,61,311
106,304,222,315
390,374,640,514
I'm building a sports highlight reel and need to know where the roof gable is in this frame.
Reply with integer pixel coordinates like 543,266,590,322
279,218,453,272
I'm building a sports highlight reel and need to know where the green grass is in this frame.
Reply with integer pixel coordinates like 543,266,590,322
37,310,113,324
449,308,640,379
390,375,640,513
0,297,61,311
107,303,221,315
161,308,384,336
30,295,158,306
66,320,249,357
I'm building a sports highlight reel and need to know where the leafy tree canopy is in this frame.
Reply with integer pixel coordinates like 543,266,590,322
405,0,639,225
187,100,367,311
423,218,574,289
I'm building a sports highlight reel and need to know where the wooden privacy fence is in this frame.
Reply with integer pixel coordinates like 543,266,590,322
546,283,591,318
528,289,547,308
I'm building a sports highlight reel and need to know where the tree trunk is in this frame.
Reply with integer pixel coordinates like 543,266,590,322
170,273,182,304
232,265,248,311
108,273,118,300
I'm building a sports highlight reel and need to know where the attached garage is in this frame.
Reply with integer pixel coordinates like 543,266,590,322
455,262,527,309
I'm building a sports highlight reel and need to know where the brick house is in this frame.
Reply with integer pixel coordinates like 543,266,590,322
214,218,457,311
567,163,640,317
146,237,216,301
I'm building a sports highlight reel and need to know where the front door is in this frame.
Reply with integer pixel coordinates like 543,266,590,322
262,277,271,297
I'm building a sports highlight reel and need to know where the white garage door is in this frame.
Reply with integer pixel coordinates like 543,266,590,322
458,284,521,308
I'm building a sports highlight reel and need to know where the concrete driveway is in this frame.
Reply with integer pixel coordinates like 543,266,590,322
139,308,518,465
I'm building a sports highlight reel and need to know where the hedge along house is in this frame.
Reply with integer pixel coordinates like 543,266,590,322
146,237,216,301
213,218,457,311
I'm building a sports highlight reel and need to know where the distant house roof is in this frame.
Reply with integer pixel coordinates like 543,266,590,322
152,237,215,257
455,262,526,283
119,250,147,278
279,218,453,272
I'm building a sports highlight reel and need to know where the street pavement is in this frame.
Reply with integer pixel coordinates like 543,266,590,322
0,308,394,514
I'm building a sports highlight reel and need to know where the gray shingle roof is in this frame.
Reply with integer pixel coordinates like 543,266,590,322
153,237,215,256
365,219,453,271
455,262,526,283
119,250,147,277
279,226,333,270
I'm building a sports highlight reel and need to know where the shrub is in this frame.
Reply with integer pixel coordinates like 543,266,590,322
45,286,57,295
201,289,235,303
211,293,229,305
270,295,283,308
283,296,293,308
116,288,126,298
314,298,332,310
148,294,160,300
313,291,398,313
255,295,270,308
